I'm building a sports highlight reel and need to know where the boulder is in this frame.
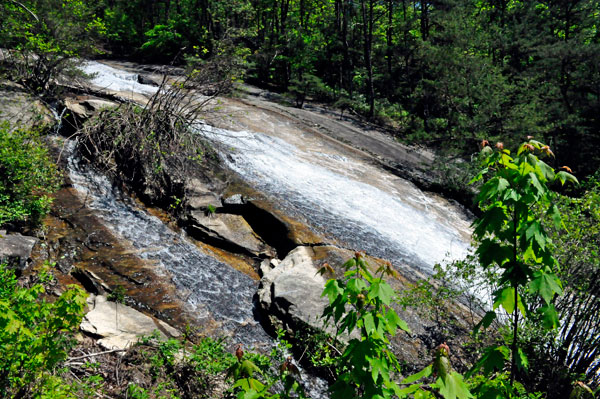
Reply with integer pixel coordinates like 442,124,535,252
185,178,222,210
0,80,54,129
80,294,180,350
188,210,273,257
137,74,160,86
64,97,118,120
223,194,245,206
258,245,352,335
0,233,38,271
257,245,471,369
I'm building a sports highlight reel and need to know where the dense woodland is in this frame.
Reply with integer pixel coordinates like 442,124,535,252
0,1,600,399
1,0,600,178
69,0,600,178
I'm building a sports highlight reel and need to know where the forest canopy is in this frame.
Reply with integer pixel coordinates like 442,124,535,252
2,0,599,180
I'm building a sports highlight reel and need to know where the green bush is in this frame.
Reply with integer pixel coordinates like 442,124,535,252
0,262,87,398
0,122,60,228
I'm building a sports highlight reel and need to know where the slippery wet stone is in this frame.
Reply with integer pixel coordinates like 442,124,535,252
80,294,180,350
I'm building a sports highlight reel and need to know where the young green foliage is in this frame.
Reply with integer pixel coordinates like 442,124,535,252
0,123,60,228
0,262,87,397
320,253,472,399
469,139,577,386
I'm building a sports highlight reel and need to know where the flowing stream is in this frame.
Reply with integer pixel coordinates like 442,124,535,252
72,60,476,395
199,124,472,275
77,57,473,353
66,141,271,347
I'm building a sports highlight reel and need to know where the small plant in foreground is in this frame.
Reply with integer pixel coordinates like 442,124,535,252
0,122,61,228
320,253,472,399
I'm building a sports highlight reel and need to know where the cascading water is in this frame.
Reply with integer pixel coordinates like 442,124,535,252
71,60,473,397
81,61,159,96
81,60,472,274
65,142,271,347
199,124,472,275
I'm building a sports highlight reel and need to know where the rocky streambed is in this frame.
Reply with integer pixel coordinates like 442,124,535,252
1,60,479,390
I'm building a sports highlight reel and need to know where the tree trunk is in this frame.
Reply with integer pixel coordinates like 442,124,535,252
361,0,375,118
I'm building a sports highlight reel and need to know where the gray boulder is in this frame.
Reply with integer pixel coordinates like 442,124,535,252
64,97,118,120
185,178,222,210
258,245,351,335
80,294,180,350
0,233,38,271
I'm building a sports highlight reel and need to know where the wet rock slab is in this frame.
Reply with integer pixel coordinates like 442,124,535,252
188,210,273,257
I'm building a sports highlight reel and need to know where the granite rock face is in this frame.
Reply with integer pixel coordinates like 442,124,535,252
188,210,273,257
80,295,180,350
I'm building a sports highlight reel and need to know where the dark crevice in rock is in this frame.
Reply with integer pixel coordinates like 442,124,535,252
184,221,269,260
222,202,298,259
71,268,102,295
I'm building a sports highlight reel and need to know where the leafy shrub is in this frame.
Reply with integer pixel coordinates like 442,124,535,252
0,122,60,228
0,262,87,398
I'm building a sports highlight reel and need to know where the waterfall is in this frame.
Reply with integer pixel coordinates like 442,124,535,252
199,124,472,276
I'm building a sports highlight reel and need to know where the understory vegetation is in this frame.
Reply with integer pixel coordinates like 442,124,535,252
0,122,60,230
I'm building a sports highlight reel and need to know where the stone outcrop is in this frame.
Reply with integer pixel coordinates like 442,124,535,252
257,245,472,369
80,294,180,350
0,232,38,272
257,245,352,334
0,80,54,129
64,96,118,120
184,178,223,210
188,210,273,257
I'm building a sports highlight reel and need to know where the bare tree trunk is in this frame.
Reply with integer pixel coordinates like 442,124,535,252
361,0,375,118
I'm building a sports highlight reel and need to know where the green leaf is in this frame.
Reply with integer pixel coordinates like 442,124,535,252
363,313,376,336
493,286,515,314
468,346,509,377
529,271,562,304
539,304,560,330
525,221,546,250
548,204,563,229
476,239,512,268
473,206,507,238
369,356,390,383
322,280,342,304
347,278,367,294
401,364,432,384
473,311,496,336
436,371,473,399
528,172,545,197
555,171,579,186
516,348,529,371
385,309,410,334
368,281,394,305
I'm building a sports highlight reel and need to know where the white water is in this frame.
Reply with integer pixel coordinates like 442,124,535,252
200,124,472,275
79,60,472,275
81,61,159,96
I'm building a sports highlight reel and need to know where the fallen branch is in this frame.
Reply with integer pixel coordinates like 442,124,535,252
67,348,125,361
